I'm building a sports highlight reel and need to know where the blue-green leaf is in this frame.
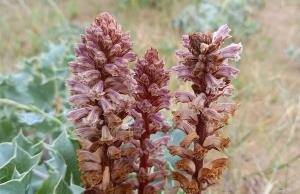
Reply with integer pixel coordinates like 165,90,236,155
16,112,44,126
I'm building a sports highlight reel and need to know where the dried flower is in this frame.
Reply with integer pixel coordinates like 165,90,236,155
67,12,138,193
170,24,242,193
130,48,171,194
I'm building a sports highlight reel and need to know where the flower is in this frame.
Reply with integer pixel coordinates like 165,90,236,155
67,12,138,193
130,48,171,194
170,24,242,193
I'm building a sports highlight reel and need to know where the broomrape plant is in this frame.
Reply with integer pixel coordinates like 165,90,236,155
67,12,137,193
170,25,242,193
131,48,171,193
67,12,242,194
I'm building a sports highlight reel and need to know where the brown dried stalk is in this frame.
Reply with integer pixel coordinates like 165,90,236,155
169,25,242,193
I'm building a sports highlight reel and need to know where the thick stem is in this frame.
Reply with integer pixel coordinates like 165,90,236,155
193,113,207,193
138,113,151,194
192,84,208,193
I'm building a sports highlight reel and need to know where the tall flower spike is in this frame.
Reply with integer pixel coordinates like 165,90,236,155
131,48,171,194
170,24,242,193
67,12,138,193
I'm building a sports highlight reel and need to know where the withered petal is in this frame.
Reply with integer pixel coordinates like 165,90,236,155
176,158,196,174
100,166,110,191
203,135,230,151
75,127,100,139
174,120,196,134
77,148,101,163
168,145,194,159
116,130,134,142
180,131,199,148
107,145,121,159
192,93,206,112
174,91,195,103
144,180,166,194
100,125,116,144
81,171,102,187
172,172,199,194
111,160,135,183
121,146,138,158
198,158,228,184
193,143,207,160
79,161,102,172
173,109,198,126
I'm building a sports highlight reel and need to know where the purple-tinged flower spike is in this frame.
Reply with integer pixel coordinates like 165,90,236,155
130,48,171,194
170,24,242,194
67,12,138,194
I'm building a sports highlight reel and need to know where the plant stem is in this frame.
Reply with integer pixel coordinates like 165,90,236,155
138,113,151,194
0,98,63,126
193,114,207,193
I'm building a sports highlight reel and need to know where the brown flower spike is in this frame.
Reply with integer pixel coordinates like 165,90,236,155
130,48,171,194
170,25,242,193
67,12,138,193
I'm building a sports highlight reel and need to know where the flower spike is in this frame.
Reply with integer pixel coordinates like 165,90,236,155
68,12,138,193
131,48,171,194
170,24,242,193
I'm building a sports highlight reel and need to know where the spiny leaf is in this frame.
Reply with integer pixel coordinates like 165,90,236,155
0,171,31,194
0,143,14,167
52,130,81,184
14,145,42,174
37,145,68,194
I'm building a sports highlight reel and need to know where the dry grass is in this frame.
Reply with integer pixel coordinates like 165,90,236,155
223,1,300,193
1,0,300,193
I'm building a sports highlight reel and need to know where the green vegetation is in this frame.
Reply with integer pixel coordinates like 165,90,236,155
172,0,264,39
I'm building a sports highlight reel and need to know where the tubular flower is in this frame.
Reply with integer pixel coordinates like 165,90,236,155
170,24,242,193
130,48,171,194
67,12,138,194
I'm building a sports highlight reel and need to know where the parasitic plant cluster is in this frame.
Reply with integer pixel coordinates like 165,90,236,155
170,25,242,193
67,12,242,194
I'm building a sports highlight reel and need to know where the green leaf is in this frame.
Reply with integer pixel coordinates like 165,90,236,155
0,143,14,167
11,168,22,180
54,179,73,194
0,171,31,194
52,130,81,184
36,174,61,194
0,132,43,185
16,112,44,126
0,143,15,183
37,145,68,194
0,118,19,143
39,43,65,68
0,159,15,184
30,165,48,191
27,76,56,110
14,145,42,174
69,183,84,194
14,132,33,151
